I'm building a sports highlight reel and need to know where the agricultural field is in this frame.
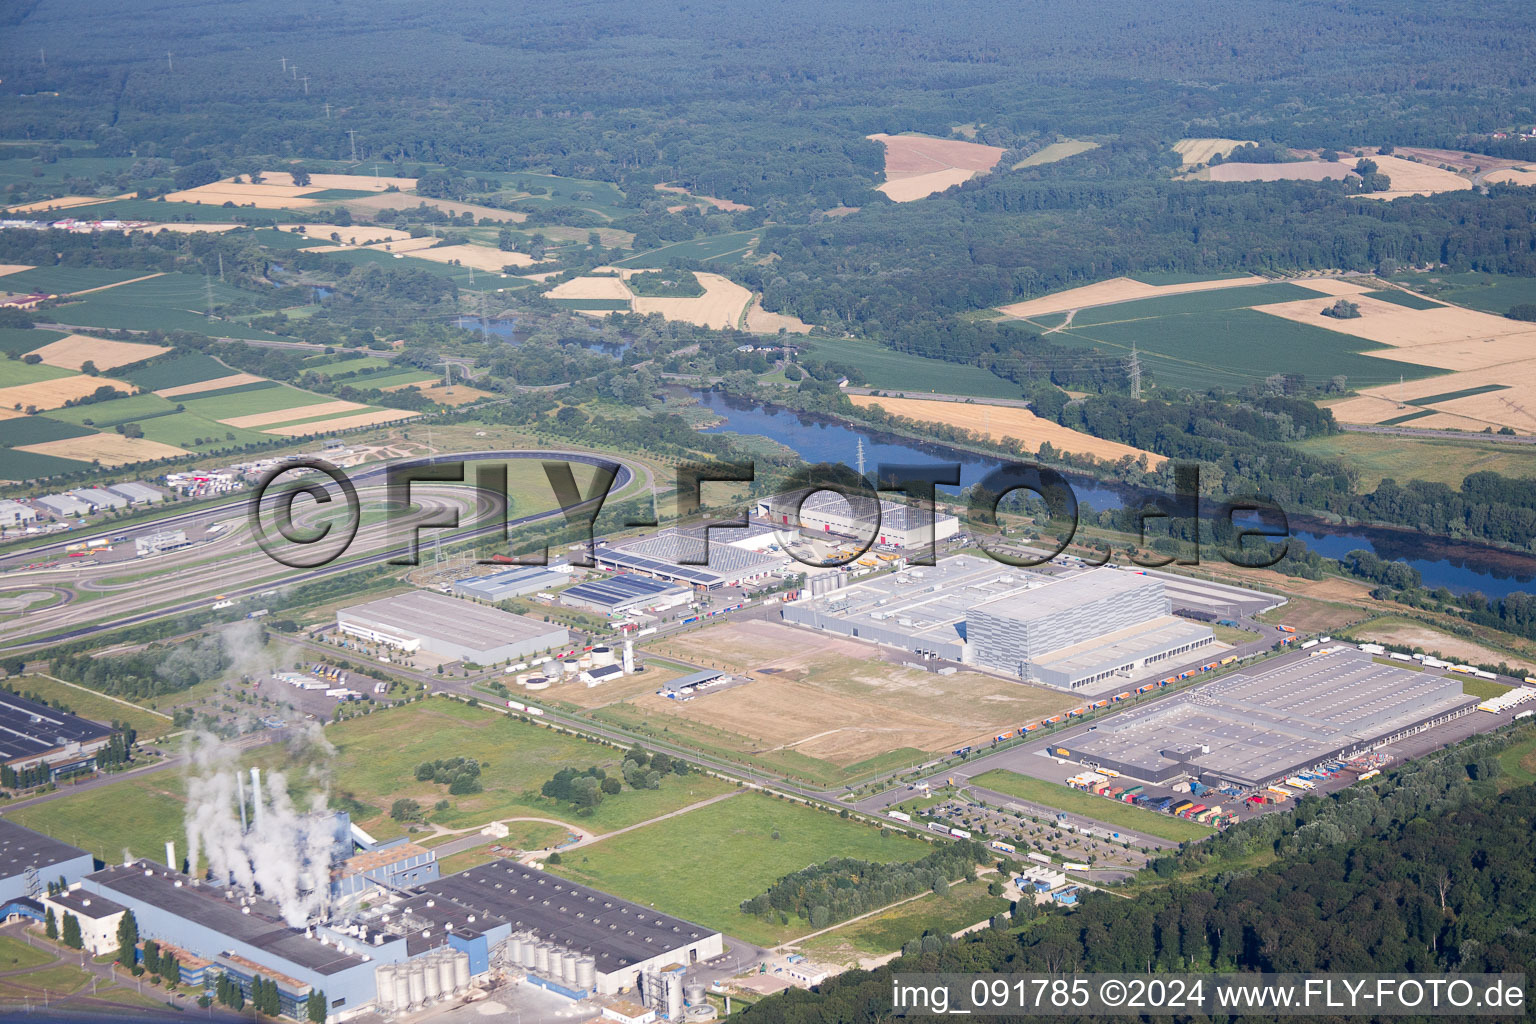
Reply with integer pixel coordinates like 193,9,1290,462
1293,430,1536,489
0,328,64,355
0,358,73,389
612,230,760,268
1013,140,1099,169
1389,272,1536,317
623,620,1074,785
45,273,290,340
997,274,1270,319
545,791,932,946
967,770,1213,843
849,394,1167,467
1171,138,1256,166
0,265,155,295
797,338,1021,399
546,267,755,328
868,133,1006,201
123,352,245,392
25,334,170,371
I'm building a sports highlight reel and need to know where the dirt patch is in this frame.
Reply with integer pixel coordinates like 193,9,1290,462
263,408,419,435
1355,621,1532,673
386,382,494,406
547,276,633,301
867,133,1006,202
221,400,367,429
1392,147,1527,174
0,374,134,412
997,274,1268,319
405,244,547,273
850,394,1166,467
154,373,265,398
26,335,169,371
1207,161,1355,183
654,184,752,212
17,433,189,466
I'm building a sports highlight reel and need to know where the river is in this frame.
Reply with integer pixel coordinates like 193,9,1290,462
693,390,1536,598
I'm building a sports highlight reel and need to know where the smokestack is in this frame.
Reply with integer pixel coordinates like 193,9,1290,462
251,767,263,830
188,839,199,883
236,771,248,833
165,840,176,871
622,640,635,675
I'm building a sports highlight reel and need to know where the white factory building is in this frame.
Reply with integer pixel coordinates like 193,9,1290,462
758,490,959,550
336,591,569,664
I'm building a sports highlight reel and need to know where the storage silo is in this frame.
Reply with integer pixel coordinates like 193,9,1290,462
576,956,596,992
562,950,580,986
590,646,616,667
393,967,411,1011
685,980,706,1006
407,961,427,1009
423,956,444,1003
666,973,685,1021
533,942,551,976
436,954,456,996
520,933,538,970
508,933,524,964
374,964,398,1012
639,971,658,1008
453,950,471,991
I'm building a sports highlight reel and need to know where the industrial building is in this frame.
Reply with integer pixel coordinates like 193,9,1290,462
66,487,129,511
1055,649,1480,788
0,820,94,905
0,499,38,529
596,526,790,590
0,691,116,781
783,560,1214,694
34,493,93,518
759,490,959,551
560,574,693,616
136,529,192,557
336,591,568,664
333,841,439,900
39,887,128,954
105,480,166,505
417,859,724,996
452,565,566,602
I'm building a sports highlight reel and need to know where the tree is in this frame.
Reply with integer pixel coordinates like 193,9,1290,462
116,909,138,966
391,798,422,822
290,166,312,187
1321,299,1361,319
45,907,57,940
308,989,327,1023
1506,304,1536,323
62,911,82,950
142,938,160,975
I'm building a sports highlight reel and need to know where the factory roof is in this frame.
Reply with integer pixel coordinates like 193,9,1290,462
418,861,718,974
105,481,166,503
87,862,368,977
341,843,430,878
67,488,127,508
665,670,729,690
0,691,114,764
771,490,956,532
606,528,786,579
563,574,689,608
1027,615,1213,678
971,567,1159,622
47,888,126,920
393,892,507,954
338,591,561,650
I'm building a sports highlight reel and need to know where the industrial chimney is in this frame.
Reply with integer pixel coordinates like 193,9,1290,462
250,767,263,830
165,840,176,872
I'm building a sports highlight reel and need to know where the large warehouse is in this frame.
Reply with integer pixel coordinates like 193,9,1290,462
1055,649,1480,788
782,562,1214,693
336,591,568,664
0,820,94,905
452,565,567,602
759,490,959,551
417,859,724,996
0,691,117,781
596,526,790,590
560,573,693,616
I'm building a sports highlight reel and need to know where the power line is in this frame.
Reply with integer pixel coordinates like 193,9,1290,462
346,129,358,163
1128,342,1142,400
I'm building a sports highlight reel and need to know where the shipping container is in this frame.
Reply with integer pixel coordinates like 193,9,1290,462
1278,625,1296,633
887,811,911,823
1027,852,1052,864
1300,639,1319,649
949,827,972,840
1171,801,1193,815
989,840,1016,854
928,822,949,834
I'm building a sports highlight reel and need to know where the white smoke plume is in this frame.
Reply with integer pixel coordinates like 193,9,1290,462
182,730,339,927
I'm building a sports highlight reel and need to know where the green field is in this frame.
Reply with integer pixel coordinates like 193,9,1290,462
7,675,174,740
0,360,74,388
0,936,56,972
613,230,758,268
1405,383,1508,406
1364,288,1443,310
174,379,284,403
798,877,1009,959
180,382,330,419
132,410,271,449
1496,728,1536,791
122,353,239,391
968,770,1213,842
64,198,281,223
1051,305,1444,393
0,961,93,1001
1388,272,1536,316
1461,678,1511,700
548,298,632,311
798,337,1022,399
1067,281,1328,327
0,328,65,355
47,274,289,340
343,368,438,390
7,771,188,864
0,448,88,480
0,266,155,295
1293,431,1536,488
0,415,95,446
546,791,932,945
1014,140,1099,169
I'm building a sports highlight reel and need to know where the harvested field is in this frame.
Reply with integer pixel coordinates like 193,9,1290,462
1351,619,1532,674
1294,277,1377,296
1326,359,1536,433
868,133,1005,202
0,265,33,278
16,433,189,465
1357,155,1473,199
154,372,265,398
1014,140,1099,169
1392,146,1527,173
744,304,813,334
0,374,132,412
163,181,322,208
1484,167,1536,187
641,620,1072,766
263,408,419,435
1172,138,1256,166
220,400,366,429
631,271,752,329
26,334,169,371
654,184,751,212
4,195,115,213
1254,297,1536,363
362,235,443,254
849,394,1166,467
344,193,525,224
405,243,545,272
260,171,417,191
997,274,1268,319
1207,160,1354,182
276,224,417,246
546,275,633,301
130,222,246,235
383,382,494,406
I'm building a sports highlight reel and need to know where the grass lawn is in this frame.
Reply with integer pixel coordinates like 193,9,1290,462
1293,432,1536,490
797,878,1009,960
799,337,1022,400
7,771,187,865
1212,624,1260,645
1461,678,1511,700
1496,728,1536,791
250,697,736,839
968,770,1213,843
0,961,92,1000
7,675,174,739
0,935,57,971
545,791,932,945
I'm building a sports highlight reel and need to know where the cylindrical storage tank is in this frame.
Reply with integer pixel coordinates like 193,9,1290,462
407,961,427,1009
525,676,550,690
533,942,551,976
576,957,596,992
566,950,582,985
423,957,444,1003
685,980,706,1006
639,972,656,1008
374,965,397,1012
393,968,410,1012
666,974,685,1021
577,655,594,670
437,955,455,996
508,934,524,964
522,936,539,970
590,646,615,667
454,951,471,992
